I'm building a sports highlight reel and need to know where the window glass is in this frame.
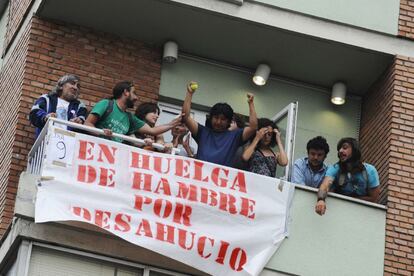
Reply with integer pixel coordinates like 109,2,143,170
158,102,207,153
28,246,144,276
0,2,9,67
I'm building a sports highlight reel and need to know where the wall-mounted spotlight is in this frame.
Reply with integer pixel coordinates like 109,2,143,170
331,82,346,105
253,64,271,86
163,41,178,64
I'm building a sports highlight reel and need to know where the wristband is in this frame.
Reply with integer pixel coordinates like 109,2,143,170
317,190,327,202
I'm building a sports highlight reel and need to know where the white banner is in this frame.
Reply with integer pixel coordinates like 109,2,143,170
35,125,294,276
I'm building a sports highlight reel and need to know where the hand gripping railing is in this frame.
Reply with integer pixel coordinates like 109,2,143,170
27,118,179,175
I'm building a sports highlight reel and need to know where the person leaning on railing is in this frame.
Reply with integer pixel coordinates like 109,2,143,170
84,81,182,143
315,137,380,216
133,102,172,152
29,74,87,137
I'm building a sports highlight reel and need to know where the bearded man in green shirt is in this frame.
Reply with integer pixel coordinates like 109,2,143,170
85,81,182,143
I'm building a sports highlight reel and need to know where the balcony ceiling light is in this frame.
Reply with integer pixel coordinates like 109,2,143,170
163,41,178,64
253,64,271,86
331,82,346,105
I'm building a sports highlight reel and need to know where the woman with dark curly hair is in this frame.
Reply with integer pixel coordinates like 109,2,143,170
242,118,288,177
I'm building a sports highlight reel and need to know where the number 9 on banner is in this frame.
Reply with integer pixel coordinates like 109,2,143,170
48,128,76,167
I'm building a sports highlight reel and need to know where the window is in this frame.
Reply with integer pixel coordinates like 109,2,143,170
271,102,298,180
0,0,9,67
157,101,207,154
23,244,190,276
28,246,143,276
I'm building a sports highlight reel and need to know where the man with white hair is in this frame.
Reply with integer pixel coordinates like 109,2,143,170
29,74,87,137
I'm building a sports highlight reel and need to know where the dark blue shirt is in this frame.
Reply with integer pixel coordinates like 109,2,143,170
195,124,244,167
29,92,87,137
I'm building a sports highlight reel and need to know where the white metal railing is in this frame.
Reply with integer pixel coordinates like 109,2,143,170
27,118,179,175
27,122,49,175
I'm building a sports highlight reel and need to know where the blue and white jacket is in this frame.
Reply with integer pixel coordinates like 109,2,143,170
29,91,87,137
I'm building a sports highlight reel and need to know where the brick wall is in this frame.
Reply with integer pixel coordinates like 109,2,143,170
371,1,414,274
26,17,161,107
399,0,414,39
3,0,33,51
360,60,395,205
0,16,162,236
384,56,414,276
0,22,30,237
361,57,414,275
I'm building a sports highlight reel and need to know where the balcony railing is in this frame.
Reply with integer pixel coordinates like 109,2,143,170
27,118,178,175
20,117,387,276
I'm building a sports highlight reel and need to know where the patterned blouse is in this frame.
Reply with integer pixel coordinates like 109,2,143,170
248,149,277,177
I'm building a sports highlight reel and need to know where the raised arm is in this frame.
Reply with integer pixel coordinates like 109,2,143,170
182,82,199,137
242,128,266,161
242,93,258,142
138,114,183,136
274,129,288,166
315,176,334,216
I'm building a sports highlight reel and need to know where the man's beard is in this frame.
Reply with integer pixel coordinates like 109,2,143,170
62,91,77,102
339,157,354,172
310,160,322,169
126,97,135,108
69,93,78,101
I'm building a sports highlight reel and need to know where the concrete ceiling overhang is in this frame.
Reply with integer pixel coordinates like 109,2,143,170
36,0,394,95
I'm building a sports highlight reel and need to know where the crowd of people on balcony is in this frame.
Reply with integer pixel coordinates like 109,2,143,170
29,74,380,215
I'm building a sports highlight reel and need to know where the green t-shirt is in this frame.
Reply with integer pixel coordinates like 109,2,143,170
91,99,145,142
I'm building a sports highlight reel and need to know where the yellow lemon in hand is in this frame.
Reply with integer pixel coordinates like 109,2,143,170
190,82,198,91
